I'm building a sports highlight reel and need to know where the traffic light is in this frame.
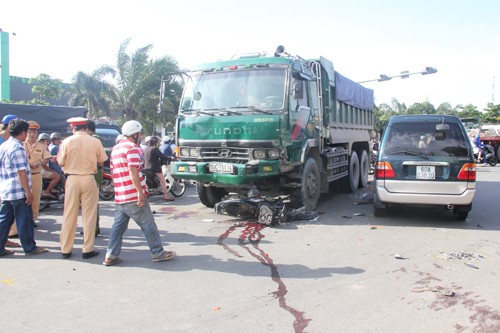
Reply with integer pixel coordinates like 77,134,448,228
422,67,437,75
378,74,392,82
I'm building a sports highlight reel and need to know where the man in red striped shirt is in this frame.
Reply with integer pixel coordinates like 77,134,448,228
103,120,175,266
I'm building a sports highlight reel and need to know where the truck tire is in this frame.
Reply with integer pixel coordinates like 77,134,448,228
359,150,369,188
289,158,320,211
197,183,226,208
338,151,360,193
496,145,500,160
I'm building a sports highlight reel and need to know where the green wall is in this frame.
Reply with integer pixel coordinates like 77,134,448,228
0,31,11,101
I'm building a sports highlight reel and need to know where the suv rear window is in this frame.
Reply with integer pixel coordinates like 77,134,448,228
383,121,469,157
96,128,120,149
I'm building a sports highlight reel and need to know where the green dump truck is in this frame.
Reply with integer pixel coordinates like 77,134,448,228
168,46,374,211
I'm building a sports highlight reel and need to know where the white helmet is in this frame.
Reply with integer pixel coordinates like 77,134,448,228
144,136,152,144
115,134,124,144
163,135,171,142
122,120,142,136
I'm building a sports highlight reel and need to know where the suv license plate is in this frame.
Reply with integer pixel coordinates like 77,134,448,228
209,162,233,174
416,166,435,179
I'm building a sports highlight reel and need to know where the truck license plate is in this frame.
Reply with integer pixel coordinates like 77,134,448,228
209,162,234,174
416,166,435,179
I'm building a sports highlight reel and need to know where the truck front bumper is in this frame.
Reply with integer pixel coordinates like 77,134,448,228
172,160,280,185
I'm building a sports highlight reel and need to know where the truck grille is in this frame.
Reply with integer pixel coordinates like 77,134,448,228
201,147,250,164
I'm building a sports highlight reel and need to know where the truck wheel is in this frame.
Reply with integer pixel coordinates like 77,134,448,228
496,145,500,160
289,158,320,211
197,183,226,208
359,150,369,188
339,151,360,193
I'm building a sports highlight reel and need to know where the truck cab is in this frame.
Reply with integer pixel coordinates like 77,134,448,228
168,47,374,211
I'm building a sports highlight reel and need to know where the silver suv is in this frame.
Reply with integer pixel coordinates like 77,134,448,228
373,115,476,220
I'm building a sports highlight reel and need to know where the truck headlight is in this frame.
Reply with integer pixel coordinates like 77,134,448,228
180,147,189,157
189,148,200,157
267,149,279,159
253,149,266,159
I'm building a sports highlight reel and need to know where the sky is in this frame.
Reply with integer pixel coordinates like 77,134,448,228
1,0,499,109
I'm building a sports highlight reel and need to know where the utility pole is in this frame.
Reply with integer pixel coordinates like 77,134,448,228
492,76,495,105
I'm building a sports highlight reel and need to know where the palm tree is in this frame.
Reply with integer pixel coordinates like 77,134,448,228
112,39,180,134
69,66,116,118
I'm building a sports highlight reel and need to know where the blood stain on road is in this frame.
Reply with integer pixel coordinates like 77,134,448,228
217,221,311,333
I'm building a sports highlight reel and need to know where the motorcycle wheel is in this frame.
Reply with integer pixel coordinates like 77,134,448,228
487,155,498,167
99,179,115,200
169,179,186,197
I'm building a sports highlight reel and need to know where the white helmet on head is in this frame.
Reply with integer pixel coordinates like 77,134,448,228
163,135,171,142
122,120,142,136
115,134,124,144
144,136,152,144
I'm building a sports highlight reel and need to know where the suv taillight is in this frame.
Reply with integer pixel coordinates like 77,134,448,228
375,161,395,179
457,163,476,181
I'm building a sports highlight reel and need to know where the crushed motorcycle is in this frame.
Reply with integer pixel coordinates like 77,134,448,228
214,190,318,226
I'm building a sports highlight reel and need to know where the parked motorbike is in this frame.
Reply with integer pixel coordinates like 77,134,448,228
99,167,115,201
39,178,65,211
141,168,186,197
476,144,497,166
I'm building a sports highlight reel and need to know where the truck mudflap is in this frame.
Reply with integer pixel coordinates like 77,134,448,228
172,160,281,185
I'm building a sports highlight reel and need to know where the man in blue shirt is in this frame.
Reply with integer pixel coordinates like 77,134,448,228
0,119,48,256
0,114,21,246
0,114,18,144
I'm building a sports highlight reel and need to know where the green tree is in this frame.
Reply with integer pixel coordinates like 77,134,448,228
456,104,481,120
373,103,396,133
436,102,455,115
69,66,116,118
482,103,500,123
390,98,408,115
112,39,180,134
407,101,436,115
30,73,63,101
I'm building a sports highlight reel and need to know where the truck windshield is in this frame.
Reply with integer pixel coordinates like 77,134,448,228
180,68,287,114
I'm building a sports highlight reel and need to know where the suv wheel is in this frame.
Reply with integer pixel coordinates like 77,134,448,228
453,208,468,220
373,192,386,217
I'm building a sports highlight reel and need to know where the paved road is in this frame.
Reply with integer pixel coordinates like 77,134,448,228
2,167,500,333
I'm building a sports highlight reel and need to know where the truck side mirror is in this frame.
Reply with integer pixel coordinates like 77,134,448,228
181,98,192,111
293,80,303,100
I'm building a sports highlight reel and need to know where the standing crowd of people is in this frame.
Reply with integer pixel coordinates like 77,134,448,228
0,115,175,266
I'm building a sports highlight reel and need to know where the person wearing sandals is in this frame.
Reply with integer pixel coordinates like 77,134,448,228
0,119,48,257
1,114,22,248
103,120,175,266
